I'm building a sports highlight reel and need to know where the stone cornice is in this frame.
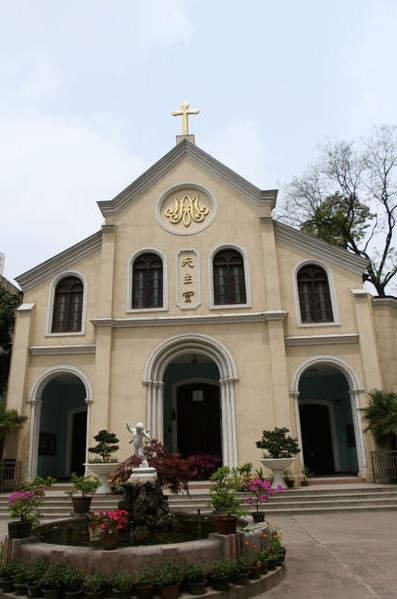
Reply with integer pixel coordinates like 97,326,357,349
91,312,270,328
263,310,288,321
285,333,359,346
98,140,278,216
16,231,102,292
29,345,96,355
17,303,36,312
274,221,368,275
372,296,397,309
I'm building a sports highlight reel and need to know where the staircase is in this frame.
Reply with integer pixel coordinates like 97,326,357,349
1,481,397,521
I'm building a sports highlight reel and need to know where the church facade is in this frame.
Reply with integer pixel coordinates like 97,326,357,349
6,132,397,483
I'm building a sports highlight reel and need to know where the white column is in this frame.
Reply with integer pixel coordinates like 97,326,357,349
350,388,368,475
26,398,42,481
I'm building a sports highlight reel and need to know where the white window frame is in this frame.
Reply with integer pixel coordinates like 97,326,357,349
126,248,168,313
46,271,88,337
208,244,251,309
293,259,340,327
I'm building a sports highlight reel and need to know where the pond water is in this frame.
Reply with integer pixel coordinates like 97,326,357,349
37,515,216,547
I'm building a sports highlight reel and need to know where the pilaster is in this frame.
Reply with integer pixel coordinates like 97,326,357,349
260,217,282,309
98,225,117,317
351,289,383,389
264,312,291,429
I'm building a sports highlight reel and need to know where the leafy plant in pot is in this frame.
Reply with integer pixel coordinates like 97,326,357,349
154,562,184,599
256,427,300,489
210,559,234,592
7,486,43,538
134,566,155,599
183,563,207,596
66,472,100,513
86,430,120,494
88,508,129,550
83,571,108,599
111,573,134,599
61,565,85,598
39,562,64,599
209,466,244,534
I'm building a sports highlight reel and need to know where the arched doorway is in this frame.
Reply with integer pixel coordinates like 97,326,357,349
28,367,92,480
163,356,221,459
144,333,238,466
297,362,359,476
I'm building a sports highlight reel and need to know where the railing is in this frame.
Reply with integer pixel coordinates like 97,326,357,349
0,460,21,491
371,450,397,483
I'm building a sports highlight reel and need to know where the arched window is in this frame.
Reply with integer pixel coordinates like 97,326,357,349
297,264,333,323
132,252,163,309
52,276,84,332
213,248,246,305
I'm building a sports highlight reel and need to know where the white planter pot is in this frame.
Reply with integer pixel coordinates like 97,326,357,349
259,457,296,489
84,462,117,494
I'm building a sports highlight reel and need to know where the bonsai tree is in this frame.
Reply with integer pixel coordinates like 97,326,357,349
256,427,300,458
88,430,119,463
361,389,397,449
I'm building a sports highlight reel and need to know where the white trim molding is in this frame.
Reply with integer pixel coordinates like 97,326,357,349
285,333,358,346
292,259,340,328
26,365,94,480
46,271,88,337
29,345,96,355
208,244,252,310
126,248,168,313
92,312,267,328
143,333,239,467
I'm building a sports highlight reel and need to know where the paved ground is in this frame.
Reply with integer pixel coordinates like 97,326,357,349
263,512,397,598
1,509,396,597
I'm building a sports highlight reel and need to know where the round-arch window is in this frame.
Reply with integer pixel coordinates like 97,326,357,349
297,265,333,323
213,249,246,305
132,253,163,309
52,276,83,332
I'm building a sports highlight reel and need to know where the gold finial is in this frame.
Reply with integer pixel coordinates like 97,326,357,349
171,101,199,135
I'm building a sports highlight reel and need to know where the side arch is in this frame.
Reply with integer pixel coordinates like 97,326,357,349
144,333,239,466
291,355,367,476
27,365,93,480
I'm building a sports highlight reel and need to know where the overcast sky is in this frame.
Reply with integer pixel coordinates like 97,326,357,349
1,0,396,284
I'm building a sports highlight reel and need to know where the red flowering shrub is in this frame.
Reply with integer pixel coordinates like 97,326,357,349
88,509,129,534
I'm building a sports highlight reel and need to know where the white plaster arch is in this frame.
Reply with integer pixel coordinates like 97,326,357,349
292,259,340,327
208,243,252,309
126,247,168,312
291,355,367,477
46,270,88,336
143,333,239,466
26,365,93,480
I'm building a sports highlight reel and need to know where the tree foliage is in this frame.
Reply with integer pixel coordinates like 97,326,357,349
0,285,22,397
279,125,397,296
361,389,397,449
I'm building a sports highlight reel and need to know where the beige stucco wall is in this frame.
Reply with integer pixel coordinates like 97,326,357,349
372,298,397,390
5,149,390,480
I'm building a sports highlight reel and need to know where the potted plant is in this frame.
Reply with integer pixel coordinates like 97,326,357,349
243,476,282,522
283,469,295,488
300,465,312,487
66,472,101,514
183,563,207,596
256,427,300,489
26,560,47,598
111,573,133,599
39,563,64,599
7,486,43,538
88,508,129,550
209,559,233,592
154,562,184,599
13,562,28,596
83,571,108,599
61,566,85,598
0,561,20,593
231,558,250,586
86,430,120,494
209,466,244,534
134,566,155,599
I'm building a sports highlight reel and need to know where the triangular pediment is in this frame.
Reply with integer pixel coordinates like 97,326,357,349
97,139,277,216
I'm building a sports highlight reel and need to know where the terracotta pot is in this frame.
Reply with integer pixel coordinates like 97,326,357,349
41,589,61,599
27,584,42,598
72,496,92,514
249,563,262,579
135,584,154,599
101,532,118,550
260,561,269,575
213,514,238,535
160,583,180,599
8,520,33,539
14,583,28,596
